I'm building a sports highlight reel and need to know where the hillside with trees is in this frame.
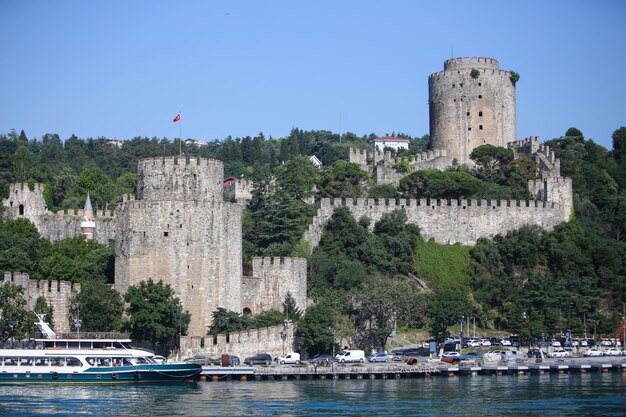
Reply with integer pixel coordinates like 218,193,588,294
0,126,624,354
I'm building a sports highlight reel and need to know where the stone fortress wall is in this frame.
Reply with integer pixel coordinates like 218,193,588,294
1,158,308,339
1,272,80,334
2,183,115,245
429,57,517,164
114,156,243,337
349,148,454,185
241,257,308,316
304,194,569,248
180,323,294,360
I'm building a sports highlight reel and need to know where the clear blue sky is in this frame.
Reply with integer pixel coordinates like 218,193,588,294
1,0,624,150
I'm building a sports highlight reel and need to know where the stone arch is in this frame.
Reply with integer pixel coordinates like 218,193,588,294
242,307,252,316
19,204,24,215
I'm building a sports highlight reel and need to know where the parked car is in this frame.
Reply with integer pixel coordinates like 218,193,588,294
480,339,492,347
466,338,481,348
276,352,301,365
500,339,512,346
309,354,335,366
528,348,546,359
604,348,623,356
184,355,212,365
244,353,272,365
583,348,604,357
368,353,389,363
441,351,461,358
550,340,562,347
335,350,365,363
466,351,483,359
548,349,571,358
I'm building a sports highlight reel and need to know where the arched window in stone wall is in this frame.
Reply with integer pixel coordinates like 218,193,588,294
19,204,24,215
242,307,252,316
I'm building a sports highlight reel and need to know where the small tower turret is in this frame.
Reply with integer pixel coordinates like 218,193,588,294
80,193,96,240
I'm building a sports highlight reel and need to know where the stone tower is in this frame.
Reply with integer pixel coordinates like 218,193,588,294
114,157,243,337
80,193,95,240
429,57,517,164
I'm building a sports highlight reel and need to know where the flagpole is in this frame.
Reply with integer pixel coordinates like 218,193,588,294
179,110,182,156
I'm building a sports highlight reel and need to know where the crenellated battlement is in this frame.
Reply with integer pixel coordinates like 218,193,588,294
252,256,307,268
429,67,514,80
320,197,552,211
136,156,224,201
444,56,500,70
2,272,80,333
508,136,561,176
304,192,570,249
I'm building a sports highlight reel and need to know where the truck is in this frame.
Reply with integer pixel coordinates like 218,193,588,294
335,350,365,363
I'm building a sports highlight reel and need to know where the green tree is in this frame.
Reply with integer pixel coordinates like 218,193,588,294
318,160,369,198
65,168,116,210
282,292,303,321
13,144,34,182
470,144,514,180
0,218,47,274
69,280,124,332
37,237,114,282
296,301,337,355
209,307,250,335
0,284,31,341
426,286,472,343
399,170,482,199
124,278,191,351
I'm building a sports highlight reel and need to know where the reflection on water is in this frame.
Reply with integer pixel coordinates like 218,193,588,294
1,373,624,416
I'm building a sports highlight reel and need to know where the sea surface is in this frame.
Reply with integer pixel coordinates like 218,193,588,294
0,372,624,416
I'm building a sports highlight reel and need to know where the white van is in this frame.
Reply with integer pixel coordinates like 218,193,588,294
276,352,301,365
335,350,365,363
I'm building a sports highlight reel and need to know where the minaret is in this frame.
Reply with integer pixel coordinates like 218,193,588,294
80,193,95,240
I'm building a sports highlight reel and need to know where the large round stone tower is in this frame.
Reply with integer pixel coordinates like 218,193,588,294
428,57,517,164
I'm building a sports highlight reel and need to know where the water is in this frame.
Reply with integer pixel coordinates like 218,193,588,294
1,373,624,416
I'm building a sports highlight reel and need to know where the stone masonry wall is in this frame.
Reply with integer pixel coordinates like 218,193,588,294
429,57,517,164
304,197,569,248
241,257,308,316
2,272,79,334
179,324,294,359
115,157,243,338
1,183,116,244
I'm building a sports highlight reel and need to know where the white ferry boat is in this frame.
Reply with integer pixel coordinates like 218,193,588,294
0,315,201,384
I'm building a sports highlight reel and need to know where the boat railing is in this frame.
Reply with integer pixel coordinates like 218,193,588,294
57,331,130,340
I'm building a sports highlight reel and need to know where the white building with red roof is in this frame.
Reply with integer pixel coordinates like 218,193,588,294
368,136,410,152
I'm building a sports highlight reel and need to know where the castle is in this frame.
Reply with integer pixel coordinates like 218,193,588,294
2,159,308,337
1,57,572,342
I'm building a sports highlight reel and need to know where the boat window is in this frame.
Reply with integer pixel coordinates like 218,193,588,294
66,357,82,367
34,357,49,366
68,342,79,349
134,357,149,364
121,342,133,349
92,342,105,349
79,342,91,349
50,357,65,366
20,358,34,366
2,357,18,366
122,358,133,366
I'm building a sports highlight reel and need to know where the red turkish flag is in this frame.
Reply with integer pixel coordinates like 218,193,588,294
173,114,181,123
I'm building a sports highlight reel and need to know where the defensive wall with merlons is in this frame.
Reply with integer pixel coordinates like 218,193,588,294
304,195,569,248
1,272,80,334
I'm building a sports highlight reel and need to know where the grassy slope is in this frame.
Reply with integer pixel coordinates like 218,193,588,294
413,238,471,290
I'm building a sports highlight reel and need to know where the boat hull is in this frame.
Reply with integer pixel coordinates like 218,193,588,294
0,363,202,384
